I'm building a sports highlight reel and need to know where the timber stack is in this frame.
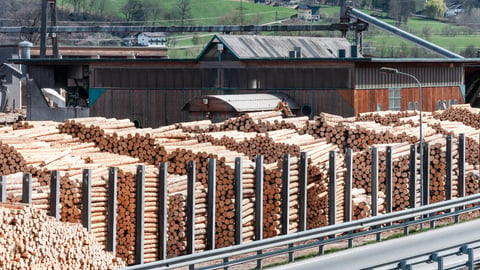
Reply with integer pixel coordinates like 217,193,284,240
0,203,125,269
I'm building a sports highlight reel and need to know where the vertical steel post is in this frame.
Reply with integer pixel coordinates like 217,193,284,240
445,135,452,202
234,157,243,245
186,161,196,256
40,0,47,58
281,154,293,262
328,151,336,227
344,148,353,248
385,146,393,215
281,153,290,235
298,152,308,232
456,134,466,223
458,134,465,199
107,167,118,255
255,155,264,269
22,173,32,204
207,158,216,251
82,169,91,232
0,176,5,203
409,144,417,209
50,170,60,220
135,165,145,265
422,143,430,207
158,163,168,260
405,144,417,236
371,147,380,241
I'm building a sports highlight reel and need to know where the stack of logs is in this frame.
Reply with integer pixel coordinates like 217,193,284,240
2,107,480,266
0,203,125,269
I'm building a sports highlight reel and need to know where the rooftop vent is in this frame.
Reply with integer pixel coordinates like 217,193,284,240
288,47,302,58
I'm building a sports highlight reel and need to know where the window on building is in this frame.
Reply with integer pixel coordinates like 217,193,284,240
388,88,402,111
437,100,442,110
377,104,382,111
408,102,413,110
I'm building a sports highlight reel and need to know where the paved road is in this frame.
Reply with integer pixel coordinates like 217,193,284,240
272,219,480,270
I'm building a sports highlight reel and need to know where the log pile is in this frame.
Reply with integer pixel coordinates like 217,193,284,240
197,129,317,164
162,141,256,247
177,111,309,134
433,104,480,129
355,110,418,126
351,188,386,220
0,203,125,269
429,120,480,166
2,110,480,266
3,172,50,212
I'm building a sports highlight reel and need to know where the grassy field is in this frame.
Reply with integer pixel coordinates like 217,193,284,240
164,3,480,58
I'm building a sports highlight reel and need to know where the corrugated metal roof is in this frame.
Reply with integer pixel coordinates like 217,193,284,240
216,34,357,59
182,93,299,112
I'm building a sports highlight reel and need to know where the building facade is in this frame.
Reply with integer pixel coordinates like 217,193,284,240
13,34,478,128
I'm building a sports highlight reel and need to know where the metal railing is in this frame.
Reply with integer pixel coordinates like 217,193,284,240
125,193,480,269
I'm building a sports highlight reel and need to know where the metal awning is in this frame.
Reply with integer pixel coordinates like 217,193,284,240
182,93,299,113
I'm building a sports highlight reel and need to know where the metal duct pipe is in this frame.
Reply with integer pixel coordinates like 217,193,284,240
347,8,463,59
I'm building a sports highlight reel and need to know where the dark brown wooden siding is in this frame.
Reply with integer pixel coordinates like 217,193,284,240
91,88,355,127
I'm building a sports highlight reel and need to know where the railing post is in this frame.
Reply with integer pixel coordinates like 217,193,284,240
456,134,466,223
282,153,290,236
371,147,380,241
82,169,91,232
422,143,430,207
445,135,452,202
255,155,264,269
50,170,60,220
186,161,196,256
328,151,336,227
281,153,293,262
406,144,417,236
430,253,443,270
298,152,308,232
135,165,145,265
385,146,393,215
22,173,32,204
234,157,243,245
158,163,167,260
458,134,465,199
207,158,216,251
344,149,353,248
409,144,417,209
107,167,118,255
0,176,5,203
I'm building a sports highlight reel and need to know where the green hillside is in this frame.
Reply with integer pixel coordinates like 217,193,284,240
83,1,480,58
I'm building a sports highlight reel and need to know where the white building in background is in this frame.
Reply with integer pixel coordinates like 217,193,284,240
136,32,168,47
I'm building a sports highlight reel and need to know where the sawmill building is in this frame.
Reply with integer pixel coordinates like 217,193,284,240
10,34,479,128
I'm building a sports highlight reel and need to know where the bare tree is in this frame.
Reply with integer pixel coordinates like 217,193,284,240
121,0,146,23
10,0,42,43
389,0,416,25
143,0,163,26
175,0,192,27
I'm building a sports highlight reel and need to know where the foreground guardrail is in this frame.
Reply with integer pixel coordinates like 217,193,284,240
125,193,480,270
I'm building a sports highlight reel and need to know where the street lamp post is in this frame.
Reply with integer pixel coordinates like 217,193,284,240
380,67,423,207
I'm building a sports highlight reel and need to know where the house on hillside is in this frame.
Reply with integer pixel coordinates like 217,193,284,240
136,32,167,47
296,5,320,22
